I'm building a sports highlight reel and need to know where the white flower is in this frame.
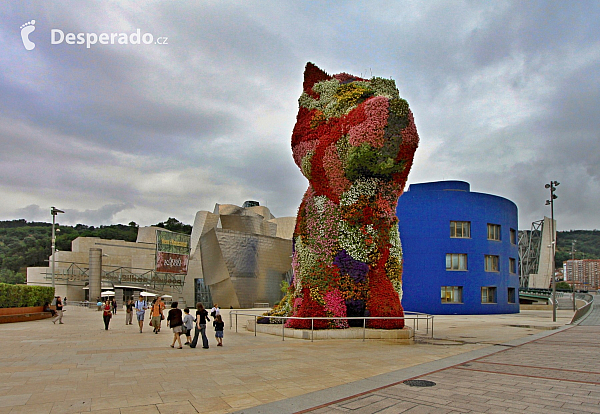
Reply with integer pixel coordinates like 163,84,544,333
392,280,403,300
389,228,403,262
313,196,329,214
338,221,376,262
340,178,381,206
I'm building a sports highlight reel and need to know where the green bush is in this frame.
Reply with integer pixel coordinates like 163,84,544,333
0,283,54,308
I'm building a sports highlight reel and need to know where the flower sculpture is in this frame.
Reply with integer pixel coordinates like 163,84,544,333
278,63,419,329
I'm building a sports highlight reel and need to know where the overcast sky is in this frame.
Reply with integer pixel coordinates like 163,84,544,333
1,1,599,231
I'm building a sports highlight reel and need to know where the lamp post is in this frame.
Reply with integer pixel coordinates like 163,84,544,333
545,181,559,322
571,240,576,311
51,207,65,289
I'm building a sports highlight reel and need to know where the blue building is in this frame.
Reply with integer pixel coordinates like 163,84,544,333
397,181,519,314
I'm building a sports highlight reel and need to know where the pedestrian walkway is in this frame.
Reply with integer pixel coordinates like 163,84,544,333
237,299,600,414
579,300,600,326
0,305,581,414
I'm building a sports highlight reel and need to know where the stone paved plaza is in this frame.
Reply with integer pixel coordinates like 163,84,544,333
0,305,585,414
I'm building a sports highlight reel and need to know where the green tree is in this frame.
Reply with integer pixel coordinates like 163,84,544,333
555,281,572,291
155,218,192,234
0,269,25,284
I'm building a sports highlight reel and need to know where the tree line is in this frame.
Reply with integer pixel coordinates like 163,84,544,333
0,218,192,284
1,218,598,284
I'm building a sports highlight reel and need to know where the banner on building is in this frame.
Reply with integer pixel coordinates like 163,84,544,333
156,230,191,274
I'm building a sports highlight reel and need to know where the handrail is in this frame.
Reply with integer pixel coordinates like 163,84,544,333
229,310,434,341
570,293,594,324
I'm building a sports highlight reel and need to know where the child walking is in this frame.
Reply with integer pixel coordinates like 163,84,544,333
213,314,224,346
182,308,194,346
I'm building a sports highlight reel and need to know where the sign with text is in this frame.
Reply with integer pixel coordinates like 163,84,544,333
156,230,190,274
156,251,189,274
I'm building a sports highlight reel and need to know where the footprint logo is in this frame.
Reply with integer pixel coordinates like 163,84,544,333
20,20,36,51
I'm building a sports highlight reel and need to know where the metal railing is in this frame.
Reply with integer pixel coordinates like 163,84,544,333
229,310,434,342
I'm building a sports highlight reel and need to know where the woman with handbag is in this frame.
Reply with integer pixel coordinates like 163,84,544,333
103,299,112,330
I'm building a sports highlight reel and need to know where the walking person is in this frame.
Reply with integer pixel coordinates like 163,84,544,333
102,299,112,330
210,303,220,318
111,298,117,315
125,299,134,325
213,314,224,346
190,303,210,349
52,296,64,324
150,297,165,334
166,302,183,349
182,308,194,346
134,295,147,333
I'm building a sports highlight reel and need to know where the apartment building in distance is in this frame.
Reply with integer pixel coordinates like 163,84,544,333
564,259,600,291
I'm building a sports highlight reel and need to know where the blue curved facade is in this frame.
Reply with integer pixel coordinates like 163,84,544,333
397,181,520,314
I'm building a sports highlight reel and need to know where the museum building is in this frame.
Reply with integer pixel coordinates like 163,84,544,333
396,181,520,314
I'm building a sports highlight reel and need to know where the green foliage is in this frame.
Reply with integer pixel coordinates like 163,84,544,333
345,144,404,181
556,230,600,267
0,283,54,308
555,281,572,291
0,218,191,283
280,280,289,295
0,269,25,284
154,218,192,234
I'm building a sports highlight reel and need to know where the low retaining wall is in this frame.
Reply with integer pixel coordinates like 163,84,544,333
247,320,413,343
0,306,53,324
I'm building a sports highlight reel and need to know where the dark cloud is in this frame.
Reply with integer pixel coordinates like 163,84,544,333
1,1,599,229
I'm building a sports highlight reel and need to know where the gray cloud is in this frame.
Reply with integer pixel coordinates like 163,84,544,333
1,1,599,230
15,203,133,225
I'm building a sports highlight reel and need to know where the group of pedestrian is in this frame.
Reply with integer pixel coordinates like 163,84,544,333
167,302,224,349
99,295,225,348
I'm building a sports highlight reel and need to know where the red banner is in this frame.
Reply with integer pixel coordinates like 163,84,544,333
156,252,188,274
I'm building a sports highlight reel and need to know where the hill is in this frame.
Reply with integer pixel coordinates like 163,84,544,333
0,218,191,284
2,219,598,284
556,230,600,266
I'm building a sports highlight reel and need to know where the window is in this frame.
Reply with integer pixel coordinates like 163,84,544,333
481,286,497,303
509,258,516,274
510,228,516,245
485,255,499,272
450,221,470,238
487,224,501,241
441,286,463,303
446,254,468,271
508,287,516,304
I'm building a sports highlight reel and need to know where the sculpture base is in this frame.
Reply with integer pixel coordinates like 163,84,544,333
247,320,413,343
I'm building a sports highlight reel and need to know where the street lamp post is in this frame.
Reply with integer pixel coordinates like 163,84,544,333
571,240,576,311
51,207,65,289
545,181,559,322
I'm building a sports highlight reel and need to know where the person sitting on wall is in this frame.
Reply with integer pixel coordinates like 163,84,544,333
43,302,56,317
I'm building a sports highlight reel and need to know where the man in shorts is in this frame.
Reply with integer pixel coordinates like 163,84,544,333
150,296,165,334
134,295,147,333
